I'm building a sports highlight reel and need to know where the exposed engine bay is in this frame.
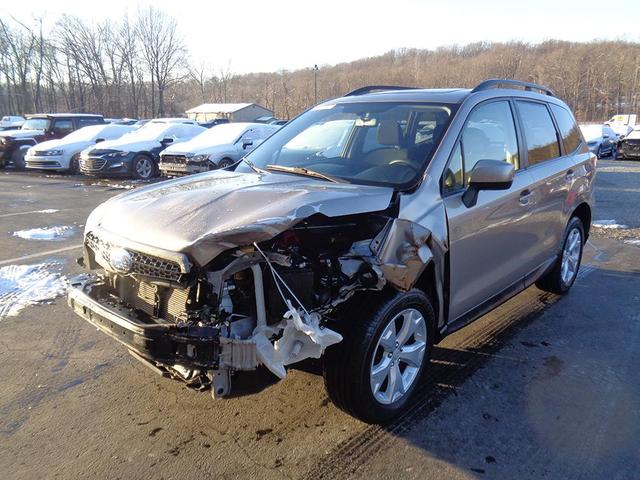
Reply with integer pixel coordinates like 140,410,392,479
69,209,438,399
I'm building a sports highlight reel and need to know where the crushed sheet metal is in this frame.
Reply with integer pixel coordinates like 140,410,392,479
373,218,433,291
252,300,343,379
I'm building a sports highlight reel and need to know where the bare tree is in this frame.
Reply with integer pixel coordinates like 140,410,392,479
136,6,185,116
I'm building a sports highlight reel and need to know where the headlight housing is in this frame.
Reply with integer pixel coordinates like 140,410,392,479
106,151,129,158
43,149,64,156
191,154,210,163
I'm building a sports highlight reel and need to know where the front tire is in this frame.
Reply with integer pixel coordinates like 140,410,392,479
11,146,27,171
536,217,584,294
68,154,80,174
132,154,155,179
218,158,234,169
323,289,435,424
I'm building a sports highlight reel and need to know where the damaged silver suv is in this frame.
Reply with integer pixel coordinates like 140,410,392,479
68,79,595,423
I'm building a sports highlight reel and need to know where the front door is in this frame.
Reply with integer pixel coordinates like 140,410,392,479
443,99,535,321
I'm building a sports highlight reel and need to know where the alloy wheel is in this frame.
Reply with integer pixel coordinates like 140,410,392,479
370,307,427,405
561,227,582,287
136,157,153,178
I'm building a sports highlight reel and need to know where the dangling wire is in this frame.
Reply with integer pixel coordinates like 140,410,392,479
252,242,309,316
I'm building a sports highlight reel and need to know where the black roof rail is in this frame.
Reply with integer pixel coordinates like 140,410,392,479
471,79,555,97
344,85,420,97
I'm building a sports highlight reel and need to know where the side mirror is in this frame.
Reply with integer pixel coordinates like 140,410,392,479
95,138,105,143
462,159,515,208
161,137,174,145
242,140,253,149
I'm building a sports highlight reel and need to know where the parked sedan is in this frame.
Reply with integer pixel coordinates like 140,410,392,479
618,129,640,160
579,124,618,158
80,123,206,179
159,122,279,176
25,124,135,173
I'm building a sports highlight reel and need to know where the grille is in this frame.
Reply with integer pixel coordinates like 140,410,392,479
33,150,50,156
161,154,188,164
86,231,183,282
27,160,62,167
81,158,107,171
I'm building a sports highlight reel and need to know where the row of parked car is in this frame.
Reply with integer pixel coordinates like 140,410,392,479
579,117,640,160
0,113,283,179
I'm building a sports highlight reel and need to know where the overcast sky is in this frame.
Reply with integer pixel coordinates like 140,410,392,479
2,0,639,74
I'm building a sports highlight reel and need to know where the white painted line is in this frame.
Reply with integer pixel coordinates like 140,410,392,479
0,209,60,218
0,244,83,266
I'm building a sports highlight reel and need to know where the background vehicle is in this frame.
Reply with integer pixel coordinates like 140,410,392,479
0,115,25,130
159,122,279,176
80,122,205,179
606,113,637,138
147,117,198,125
197,118,230,129
69,80,594,424
0,113,104,170
25,124,135,173
618,129,640,160
580,123,618,158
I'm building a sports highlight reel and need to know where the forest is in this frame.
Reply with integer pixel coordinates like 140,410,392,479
1,7,639,122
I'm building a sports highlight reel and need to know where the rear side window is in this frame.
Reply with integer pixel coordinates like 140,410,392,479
52,119,74,135
78,118,102,128
550,104,582,154
517,101,560,165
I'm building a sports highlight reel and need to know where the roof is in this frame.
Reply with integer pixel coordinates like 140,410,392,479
333,88,472,105
26,113,103,119
186,103,270,114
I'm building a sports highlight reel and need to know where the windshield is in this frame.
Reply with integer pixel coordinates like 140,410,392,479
238,102,455,188
122,123,172,142
22,118,50,130
62,125,106,142
195,123,248,144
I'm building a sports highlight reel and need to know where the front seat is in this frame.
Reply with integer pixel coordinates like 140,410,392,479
364,121,408,166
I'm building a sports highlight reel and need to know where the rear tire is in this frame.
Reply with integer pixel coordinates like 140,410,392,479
323,289,435,424
536,217,584,294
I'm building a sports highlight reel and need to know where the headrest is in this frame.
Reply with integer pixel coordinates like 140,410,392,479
377,121,400,146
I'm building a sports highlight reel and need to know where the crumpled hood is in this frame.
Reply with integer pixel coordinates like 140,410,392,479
0,128,43,139
87,170,394,266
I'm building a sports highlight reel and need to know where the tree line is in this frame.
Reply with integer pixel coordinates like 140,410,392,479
1,8,639,122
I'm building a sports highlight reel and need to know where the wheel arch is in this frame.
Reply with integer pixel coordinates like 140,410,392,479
571,202,591,240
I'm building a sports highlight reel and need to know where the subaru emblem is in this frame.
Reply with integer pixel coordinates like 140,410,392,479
110,247,133,274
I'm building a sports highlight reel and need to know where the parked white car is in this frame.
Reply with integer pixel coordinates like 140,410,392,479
148,118,198,125
0,115,25,131
80,123,206,179
579,124,618,158
25,124,135,173
159,122,279,176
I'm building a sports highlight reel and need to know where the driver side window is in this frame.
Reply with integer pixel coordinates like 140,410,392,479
444,100,519,193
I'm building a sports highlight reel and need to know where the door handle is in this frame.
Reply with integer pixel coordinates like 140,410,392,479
519,189,533,206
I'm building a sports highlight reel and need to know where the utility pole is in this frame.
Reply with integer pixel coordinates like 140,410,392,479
313,64,319,104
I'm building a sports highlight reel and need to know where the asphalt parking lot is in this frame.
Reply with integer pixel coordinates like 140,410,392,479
1,161,639,480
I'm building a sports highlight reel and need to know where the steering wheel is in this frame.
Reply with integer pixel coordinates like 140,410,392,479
389,159,420,173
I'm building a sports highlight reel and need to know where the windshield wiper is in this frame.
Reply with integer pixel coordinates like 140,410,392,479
239,157,268,174
265,164,340,183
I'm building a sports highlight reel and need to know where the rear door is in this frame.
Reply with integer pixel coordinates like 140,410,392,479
443,99,536,321
514,100,577,280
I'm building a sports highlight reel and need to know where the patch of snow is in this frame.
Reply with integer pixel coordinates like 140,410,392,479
624,239,640,246
38,209,59,214
0,263,68,318
592,219,629,229
12,225,75,240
